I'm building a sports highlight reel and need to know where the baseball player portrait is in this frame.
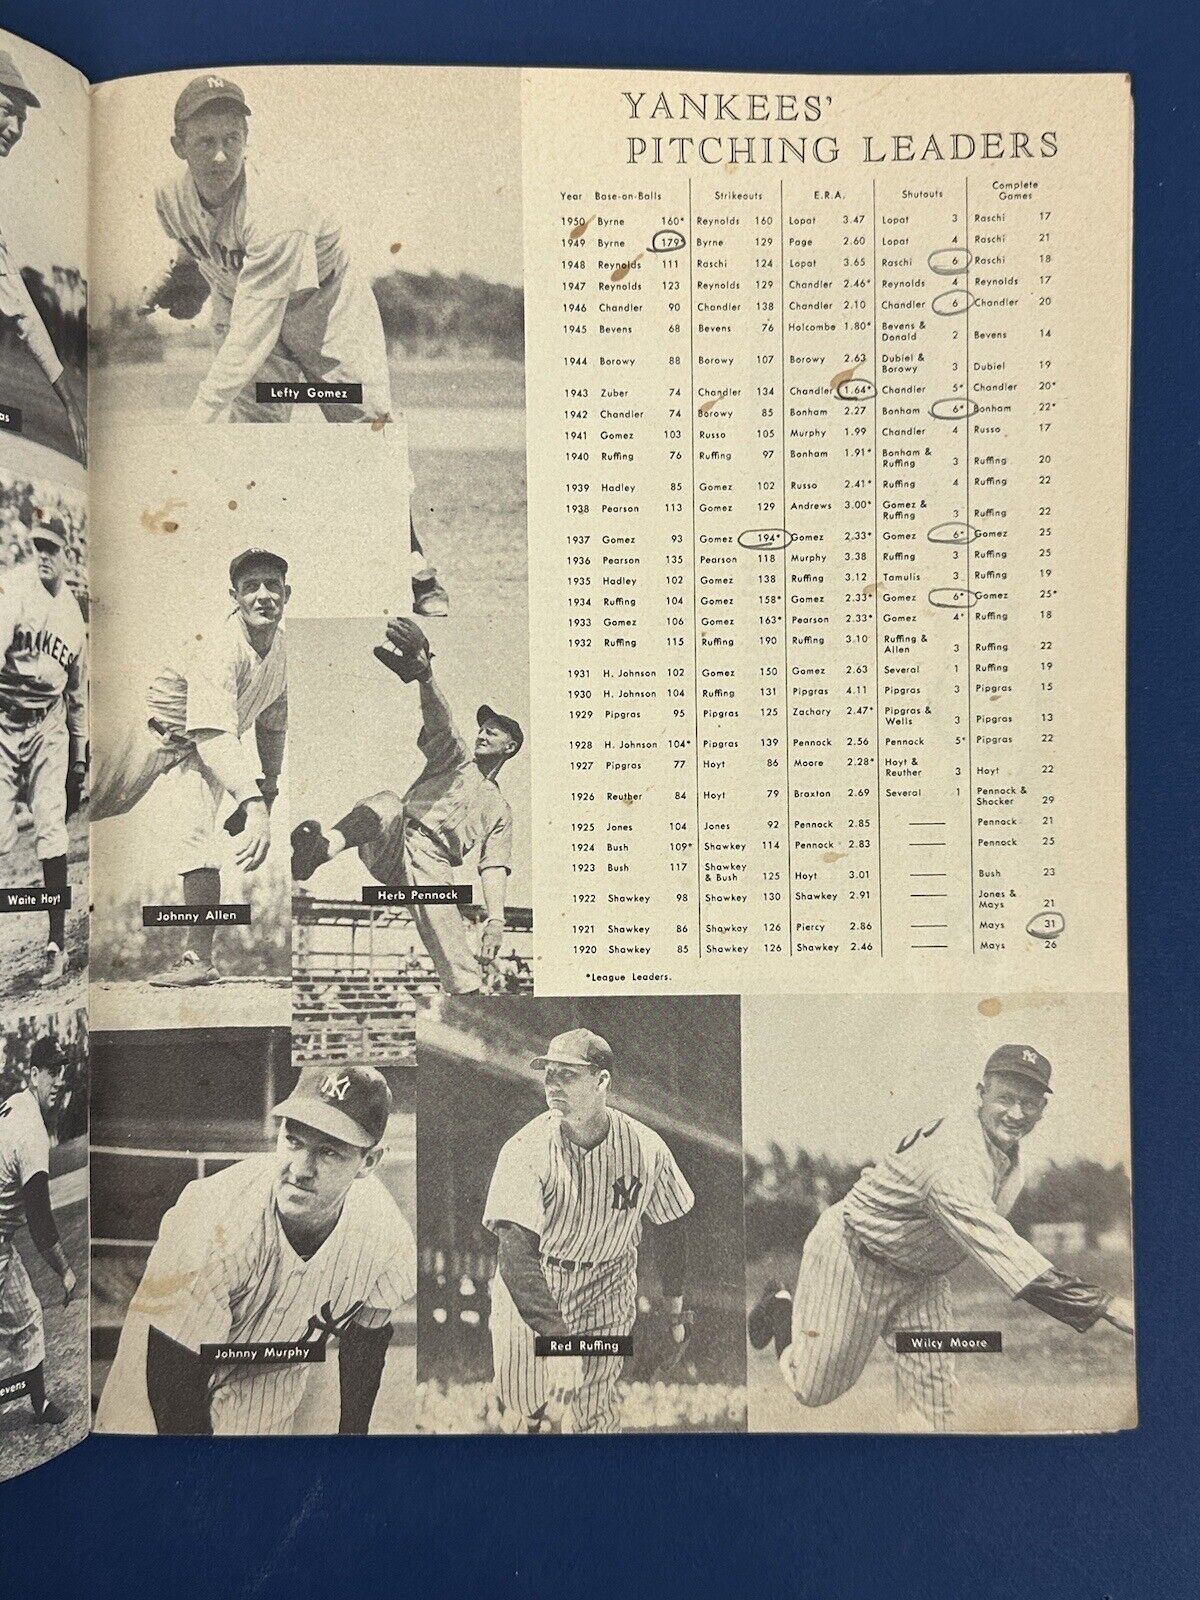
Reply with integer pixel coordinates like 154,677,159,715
0,48,87,465
290,617,523,996
139,72,448,616
96,1059,416,1436
89,547,288,988
744,995,1138,1434
0,512,87,990
417,997,748,1436
0,1035,78,1433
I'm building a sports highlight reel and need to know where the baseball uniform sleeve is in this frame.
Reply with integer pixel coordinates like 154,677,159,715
131,1191,235,1354
645,1137,695,1225
414,678,469,776
0,232,63,386
478,794,513,874
353,1214,418,1330
924,1163,1054,1296
256,686,288,736
12,1098,50,1187
190,228,320,422
482,1133,545,1236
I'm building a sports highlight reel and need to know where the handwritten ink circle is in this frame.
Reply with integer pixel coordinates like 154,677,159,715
1026,910,1066,941
932,288,974,317
930,396,979,421
737,528,792,551
927,521,979,546
649,229,686,254
928,247,973,275
928,587,979,611
834,377,876,401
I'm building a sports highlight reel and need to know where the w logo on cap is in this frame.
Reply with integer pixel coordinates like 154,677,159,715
320,1073,351,1102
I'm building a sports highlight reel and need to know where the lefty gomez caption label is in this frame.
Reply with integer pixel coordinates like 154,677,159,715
535,1335,634,1358
255,381,363,404
893,1331,1003,1354
363,884,472,907
0,888,70,912
142,904,251,926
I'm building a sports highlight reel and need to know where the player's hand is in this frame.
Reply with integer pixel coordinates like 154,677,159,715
66,760,88,820
543,1353,585,1405
480,919,504,968
233,799,272,872
1103,1295,1135,1335
61,1266,76,1306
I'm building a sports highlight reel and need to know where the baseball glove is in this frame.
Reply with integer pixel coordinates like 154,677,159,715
138,252,211,321
373,617,433,682
632,1305,695,1381
224,778,277,837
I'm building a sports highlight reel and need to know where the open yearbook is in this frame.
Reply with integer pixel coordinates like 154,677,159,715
0,31,1134,1475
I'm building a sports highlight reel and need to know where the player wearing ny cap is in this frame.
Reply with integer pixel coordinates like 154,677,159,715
0,1036,77,1428
0,514,87,987
482,1029,694,1434
748,1045,1135,1431
96,1060,416,1436
141,73,448,617
290,618,523,995
0,50,87,463
89,548,288,986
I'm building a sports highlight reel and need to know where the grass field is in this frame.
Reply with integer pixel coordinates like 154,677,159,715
747,1245,1137,1435
0,1199,89,1483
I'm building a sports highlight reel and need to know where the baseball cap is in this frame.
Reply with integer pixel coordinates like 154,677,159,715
32,515,67,549
174,74,251,130
531,1028,613,1074
477,704,524,755
273,1062,392,1149
229,547,288,587
29,1036,67,1073
984,1044,1053,1094
0,51,39,111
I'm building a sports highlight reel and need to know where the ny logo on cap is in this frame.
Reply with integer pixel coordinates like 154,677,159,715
206,76,227,89
1022,1049,1038,1065
320,1073,350,1102
612,1176,642,1212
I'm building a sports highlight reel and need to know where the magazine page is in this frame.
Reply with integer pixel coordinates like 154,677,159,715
0,28,90,1483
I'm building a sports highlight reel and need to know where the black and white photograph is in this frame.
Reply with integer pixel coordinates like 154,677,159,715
287,607,532,1063
89,546,290,1031
416,995,746,1435
0,1003,88,1484
90,1027,416,1435
0,471,87,1003
743,993,1136,1433
0,39,87,476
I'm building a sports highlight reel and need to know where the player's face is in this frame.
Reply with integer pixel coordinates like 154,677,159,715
34,536,66,587
32,1060,68,1118
542,1062,608,1122
273,1118,378,1229
977,1071,1048,1150
0,93,26,158
171,105,248,204
475,721,517,761
231,568,289,629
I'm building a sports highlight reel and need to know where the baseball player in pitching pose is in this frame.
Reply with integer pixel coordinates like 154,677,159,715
89,547,288,987
482,1028,694,1435
142,73,448,616
0,1036,77,1428
0,52,87,463
748,1045,1135,1431
0,514,87,988
96,1061,416,1436
290,618,523,996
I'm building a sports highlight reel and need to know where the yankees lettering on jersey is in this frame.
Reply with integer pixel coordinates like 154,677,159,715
144,611,286,741
0,569,87,723
0,1088,49,1242
484,1108,693,1266
841,1105,1052,1294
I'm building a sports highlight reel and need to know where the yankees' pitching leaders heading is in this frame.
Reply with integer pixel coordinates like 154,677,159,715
0,515,87,988
483,1029,694,1434
89,547,288,987
0,1036,78,1429
143,73,448,617
96,1061,416,1435
748,1045,1135,1431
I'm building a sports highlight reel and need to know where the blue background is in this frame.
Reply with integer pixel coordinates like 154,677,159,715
1,2,1197,1594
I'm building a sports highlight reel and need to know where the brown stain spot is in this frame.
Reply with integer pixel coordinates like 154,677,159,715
698,391,727,415
864,580,882,596
246,480,256,490
978,997,1003,1017
141,499,187,534
821,849,848,863
568,217,594,240
618,792,637,806
228,500,238,511
389,241,403,254
830,364,859,392
724,161,737,173
610,251,644,283
370,414,393,433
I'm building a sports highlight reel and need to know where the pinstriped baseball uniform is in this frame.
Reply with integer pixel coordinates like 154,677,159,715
156,157,391,424
0,565,87,860
484,1107,693,1433
782,1107,1053,1430
0,1088,50,1385
90,611,286,872
96,1153,416,1435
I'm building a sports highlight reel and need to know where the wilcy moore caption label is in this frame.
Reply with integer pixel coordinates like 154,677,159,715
362,885,472,907
893,1331,1003,1354
535,1335,634,1357
142,904,251,927
0,888,70,912
255,382,363,405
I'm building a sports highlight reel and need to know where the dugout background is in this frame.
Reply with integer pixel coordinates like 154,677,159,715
416,995,745,1392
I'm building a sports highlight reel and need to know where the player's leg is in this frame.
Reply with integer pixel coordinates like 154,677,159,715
290,791,397,882
888,1274,958,1432
568,1353,625,1435
0,1246,58,1422
148,756,224,986
208,298,297,423
488,1270,549,1434
88,718,179,822
25,718,70,983
0,723,24,861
